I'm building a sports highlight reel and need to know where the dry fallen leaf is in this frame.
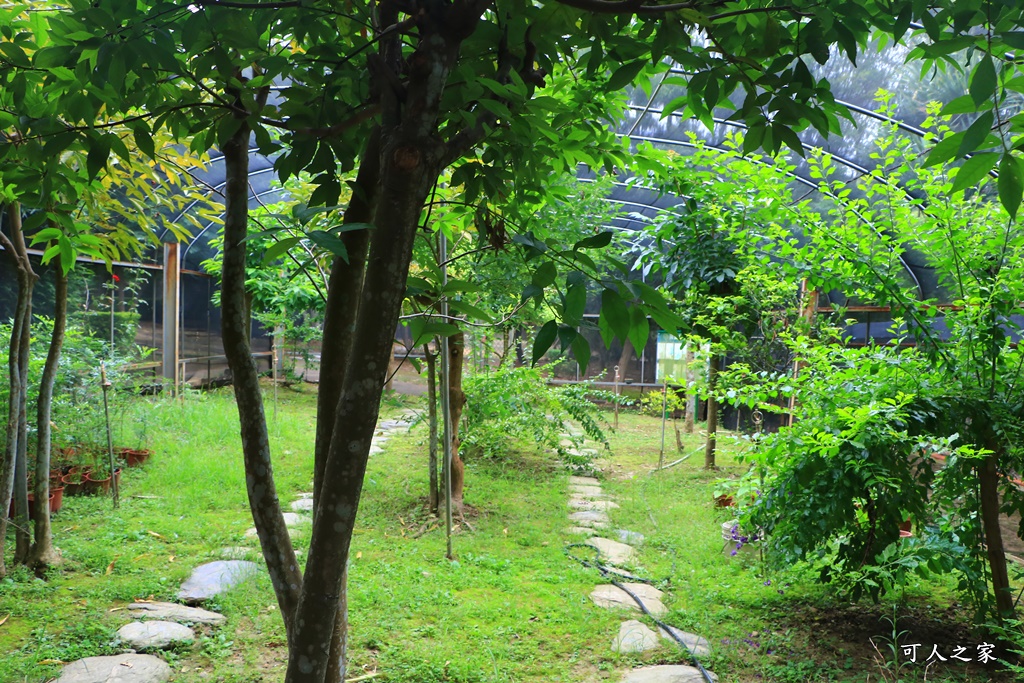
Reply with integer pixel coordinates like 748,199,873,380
38,659,63,665
356,551,362,559
105,561,115,575
168,556,175,563
0,614,8,627
146,530,165,540
108,607,124,613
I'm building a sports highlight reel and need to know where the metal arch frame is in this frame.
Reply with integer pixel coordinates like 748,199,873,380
181,184,291,266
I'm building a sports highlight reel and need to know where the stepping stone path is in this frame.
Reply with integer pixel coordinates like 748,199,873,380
559,429,715,683
177,560,260,604
621,666,717,683
126,602,226,626
55,654,171,683
116,621,194,651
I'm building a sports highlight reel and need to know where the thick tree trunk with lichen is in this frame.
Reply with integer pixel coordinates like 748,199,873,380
219,119,303,639
28,267,68,572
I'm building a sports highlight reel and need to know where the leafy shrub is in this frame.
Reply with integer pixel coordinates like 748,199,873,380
460,366,621,467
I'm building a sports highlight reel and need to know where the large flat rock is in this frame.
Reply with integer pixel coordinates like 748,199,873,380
569,484,608,498
126,601,226,626
116,621,194,651
569,475,600,486
290,498,314,512
177,560,260,604
56,655,171,683
620,665,717,683
586,537,636,565
659,626,712,658
568,510,610,527
612,620,660,653
569,497,620,511
590,584,667,617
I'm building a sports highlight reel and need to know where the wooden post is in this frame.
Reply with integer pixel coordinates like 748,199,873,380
787,281,817,427
161,242,180,395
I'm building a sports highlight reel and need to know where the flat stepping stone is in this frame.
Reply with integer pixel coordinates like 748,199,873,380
590,584,667,617
290,498,314,512
295,492,313,500
177,560,260,604
612,620,661,653
116,621,194,651
569,484,608,498
126,602,226,626
565,526,596,536
659,625,712,658
569,498,619,511
568,510,610,526
369,445,384,456
569,475,600,486
566,447,599,457
55,654,171,683
615,529,645,545
620,665,717,683
586,537,636,565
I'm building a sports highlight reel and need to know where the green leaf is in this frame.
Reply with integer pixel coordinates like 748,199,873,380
448,300,493,323
571,333,591,376
532,320,558,366
58,235,74,274
564,282,587,326
86,138,110,181
408,320,461,347
307,230,349,261
573,231,613,250
627,306,649,356
132,126,155,159
607,60,647,92
969,55,997,106
262,236,301,265
532,261,557,288
998,153,1023,220
950,152,998,193
957,110,994,156
600,288,630,343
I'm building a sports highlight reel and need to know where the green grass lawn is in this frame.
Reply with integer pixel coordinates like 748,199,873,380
0,386,1015,682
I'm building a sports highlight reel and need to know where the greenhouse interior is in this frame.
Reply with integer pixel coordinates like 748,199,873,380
3,3,1024,683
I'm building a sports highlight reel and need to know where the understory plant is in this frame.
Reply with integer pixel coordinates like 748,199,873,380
460,365,621,467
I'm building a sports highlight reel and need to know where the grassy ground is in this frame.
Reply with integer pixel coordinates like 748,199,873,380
0,383,1016,682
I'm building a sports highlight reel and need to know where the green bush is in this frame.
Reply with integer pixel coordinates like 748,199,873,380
461,366,623,468
72,310,141,351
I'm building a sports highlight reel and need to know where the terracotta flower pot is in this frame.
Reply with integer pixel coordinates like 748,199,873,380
61,472,85,496
49,487,64,514
83,468,122,496
123,449,152,467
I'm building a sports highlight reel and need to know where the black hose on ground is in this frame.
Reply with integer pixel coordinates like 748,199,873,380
565,543,716,683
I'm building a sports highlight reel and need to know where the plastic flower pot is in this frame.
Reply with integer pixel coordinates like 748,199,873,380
83,468,122,496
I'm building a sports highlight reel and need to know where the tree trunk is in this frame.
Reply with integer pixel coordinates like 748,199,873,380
617,339,633,382
0,203,37,577
979,451,1014,619
425,343,439,515
219,119,303,638
704,354,720,469
28,267,68,571
13,309,32,564
448,332,467,512
514,327,524,366
684,348,695,434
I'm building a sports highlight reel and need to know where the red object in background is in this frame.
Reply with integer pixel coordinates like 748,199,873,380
112,274,120,282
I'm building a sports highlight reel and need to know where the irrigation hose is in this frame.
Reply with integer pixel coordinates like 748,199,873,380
565,543,716,683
